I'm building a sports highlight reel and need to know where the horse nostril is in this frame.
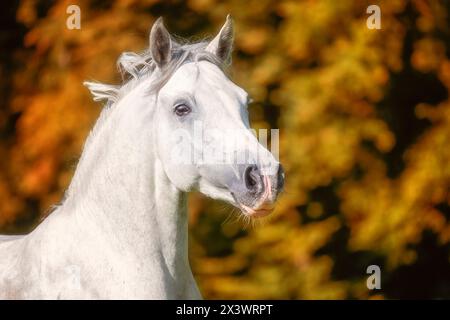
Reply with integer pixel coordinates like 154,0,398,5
244,165,260,192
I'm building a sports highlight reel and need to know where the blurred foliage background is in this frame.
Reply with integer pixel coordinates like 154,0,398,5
0,0,450,299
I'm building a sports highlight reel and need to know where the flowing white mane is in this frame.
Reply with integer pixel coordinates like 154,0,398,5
84,38,226,108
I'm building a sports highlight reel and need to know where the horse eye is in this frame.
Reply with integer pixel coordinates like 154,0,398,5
174,104,191,117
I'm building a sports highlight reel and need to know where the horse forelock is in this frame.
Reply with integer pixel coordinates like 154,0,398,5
84,37,226,108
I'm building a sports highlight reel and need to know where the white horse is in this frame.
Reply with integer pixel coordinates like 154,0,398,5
0,16,284,299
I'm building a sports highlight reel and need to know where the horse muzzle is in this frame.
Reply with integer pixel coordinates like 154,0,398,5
231,164,284,218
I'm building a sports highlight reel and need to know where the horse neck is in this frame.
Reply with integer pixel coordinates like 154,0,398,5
65,79,189,275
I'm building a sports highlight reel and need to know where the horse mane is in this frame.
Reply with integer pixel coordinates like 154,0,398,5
84,36,227,108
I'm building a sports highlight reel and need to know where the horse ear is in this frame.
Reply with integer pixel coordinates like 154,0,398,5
149,17,172,69
205,14,234,64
